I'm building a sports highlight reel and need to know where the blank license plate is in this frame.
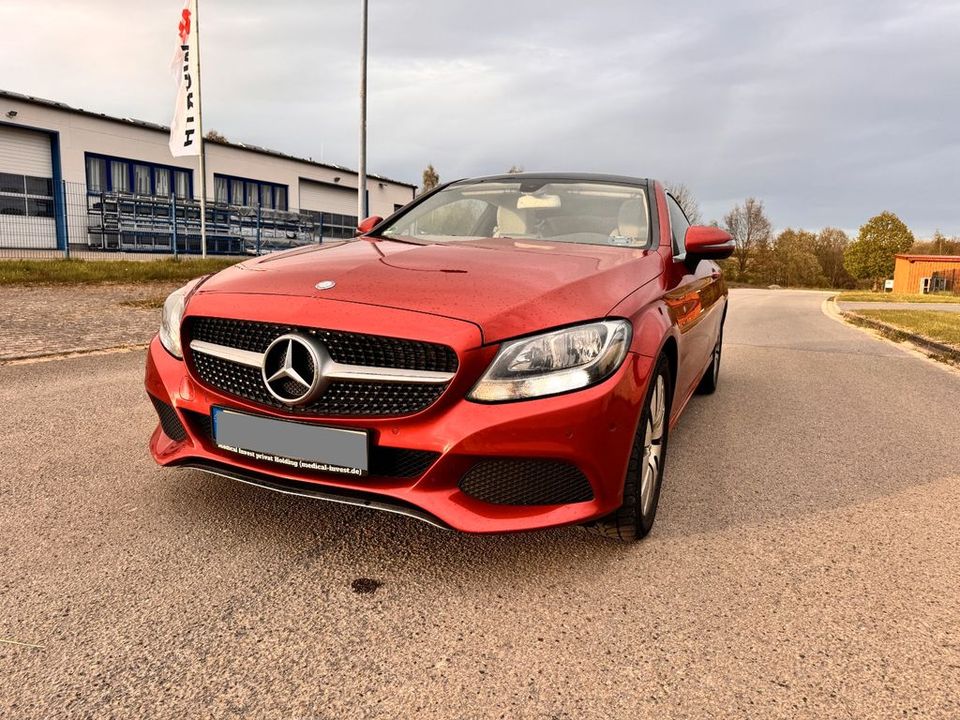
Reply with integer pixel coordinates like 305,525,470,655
211,407,369,476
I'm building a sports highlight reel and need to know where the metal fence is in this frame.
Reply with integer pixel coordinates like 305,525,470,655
0,180,358,259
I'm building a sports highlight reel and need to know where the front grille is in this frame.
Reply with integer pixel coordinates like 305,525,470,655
184,317,457,417
188,317,458,372
150,395,187,442
192,352,445,416
182,408,438,479
459,459,594,506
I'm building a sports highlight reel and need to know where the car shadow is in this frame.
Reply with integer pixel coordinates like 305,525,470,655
158,465,633,587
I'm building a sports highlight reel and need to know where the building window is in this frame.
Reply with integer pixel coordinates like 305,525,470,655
84,153,192,199
214,173,289,210
0,172,55,217
214,176,228,203
174,170,190,199
301,210,359,239
110,160,130,193
134,164,151,194
86,157,106,193
155,168,170,197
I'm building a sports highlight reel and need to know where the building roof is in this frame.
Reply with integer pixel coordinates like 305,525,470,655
0,89,416,189
896,254,960,262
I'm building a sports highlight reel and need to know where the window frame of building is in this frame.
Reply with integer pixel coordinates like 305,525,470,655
84,152,193,199
0,171,55,218
213,173,289,210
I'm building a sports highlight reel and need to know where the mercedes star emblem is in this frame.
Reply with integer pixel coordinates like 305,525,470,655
261,333,330,405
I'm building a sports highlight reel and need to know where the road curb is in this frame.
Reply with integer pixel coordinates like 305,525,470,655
840,309,960,366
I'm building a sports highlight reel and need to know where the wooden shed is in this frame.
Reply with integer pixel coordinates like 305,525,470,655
892,254,960,294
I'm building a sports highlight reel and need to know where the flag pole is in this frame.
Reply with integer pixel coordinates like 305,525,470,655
358,0,368,221
194,0,207,257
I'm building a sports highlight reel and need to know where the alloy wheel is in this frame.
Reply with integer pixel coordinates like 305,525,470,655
640,373,666,517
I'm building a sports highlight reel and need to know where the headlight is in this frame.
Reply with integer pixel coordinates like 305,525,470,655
158,277,204,358
468,319,632,402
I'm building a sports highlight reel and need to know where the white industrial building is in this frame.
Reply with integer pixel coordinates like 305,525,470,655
0,90,416,255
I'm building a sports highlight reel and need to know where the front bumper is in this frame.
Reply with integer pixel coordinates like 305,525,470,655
146,336,653,534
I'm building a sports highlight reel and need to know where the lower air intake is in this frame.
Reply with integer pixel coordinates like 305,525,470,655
150,395,187,442
459,459,594,506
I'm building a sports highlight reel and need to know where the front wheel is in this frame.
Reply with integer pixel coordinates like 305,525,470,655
587,354,671,542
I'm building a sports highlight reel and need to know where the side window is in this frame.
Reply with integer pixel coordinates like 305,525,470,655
666,194,690,256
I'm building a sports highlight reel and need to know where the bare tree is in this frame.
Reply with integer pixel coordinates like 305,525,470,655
420,164,440,195
507,165,524,174
204,129,227,143
723,197,773,277
665,182,703,225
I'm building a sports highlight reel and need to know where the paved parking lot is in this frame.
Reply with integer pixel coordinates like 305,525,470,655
1,289,958,719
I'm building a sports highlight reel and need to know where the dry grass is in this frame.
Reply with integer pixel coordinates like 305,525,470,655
836,291,960,304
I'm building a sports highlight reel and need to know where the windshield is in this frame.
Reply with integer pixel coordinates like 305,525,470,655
382,179,650,248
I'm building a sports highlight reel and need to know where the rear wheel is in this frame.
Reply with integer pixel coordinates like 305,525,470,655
587,354,671,542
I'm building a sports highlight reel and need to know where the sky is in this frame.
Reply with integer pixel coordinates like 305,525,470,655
2,0,957,236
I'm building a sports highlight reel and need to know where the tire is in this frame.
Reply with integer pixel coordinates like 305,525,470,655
587,353,672,542
695,326,723,395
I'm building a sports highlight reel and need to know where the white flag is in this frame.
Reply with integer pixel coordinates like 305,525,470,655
169,0,200,157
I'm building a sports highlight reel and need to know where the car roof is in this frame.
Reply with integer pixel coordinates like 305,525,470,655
449,172,652,188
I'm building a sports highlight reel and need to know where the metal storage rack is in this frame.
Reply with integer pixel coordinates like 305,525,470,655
84,191,324,255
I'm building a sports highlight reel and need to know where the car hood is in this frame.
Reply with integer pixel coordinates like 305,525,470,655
198,237,661,343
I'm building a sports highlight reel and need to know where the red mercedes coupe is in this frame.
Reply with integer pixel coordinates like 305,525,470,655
145,174,733,540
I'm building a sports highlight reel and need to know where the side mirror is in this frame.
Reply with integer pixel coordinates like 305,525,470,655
356,215,383,236
684,225,735,260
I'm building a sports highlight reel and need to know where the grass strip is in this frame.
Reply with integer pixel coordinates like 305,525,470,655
0,258,241,286
836,291,960,304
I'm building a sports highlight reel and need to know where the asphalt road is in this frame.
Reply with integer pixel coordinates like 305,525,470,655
1,289,958,719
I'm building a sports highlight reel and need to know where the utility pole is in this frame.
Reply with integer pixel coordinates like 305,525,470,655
358,0,368,221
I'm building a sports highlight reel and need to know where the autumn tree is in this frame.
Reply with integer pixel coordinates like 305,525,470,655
723,198,772,278
770,229,826,287
814,227,854,288
420,164,440,195
665,182,703,225
844,211,915,288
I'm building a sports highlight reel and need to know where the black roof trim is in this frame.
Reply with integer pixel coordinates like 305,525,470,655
0,89,416,189
451,172,652,187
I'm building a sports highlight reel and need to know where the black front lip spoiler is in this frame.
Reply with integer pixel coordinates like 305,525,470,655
171,459,452,530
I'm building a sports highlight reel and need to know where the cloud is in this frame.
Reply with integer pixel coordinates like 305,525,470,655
1,0,957,235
